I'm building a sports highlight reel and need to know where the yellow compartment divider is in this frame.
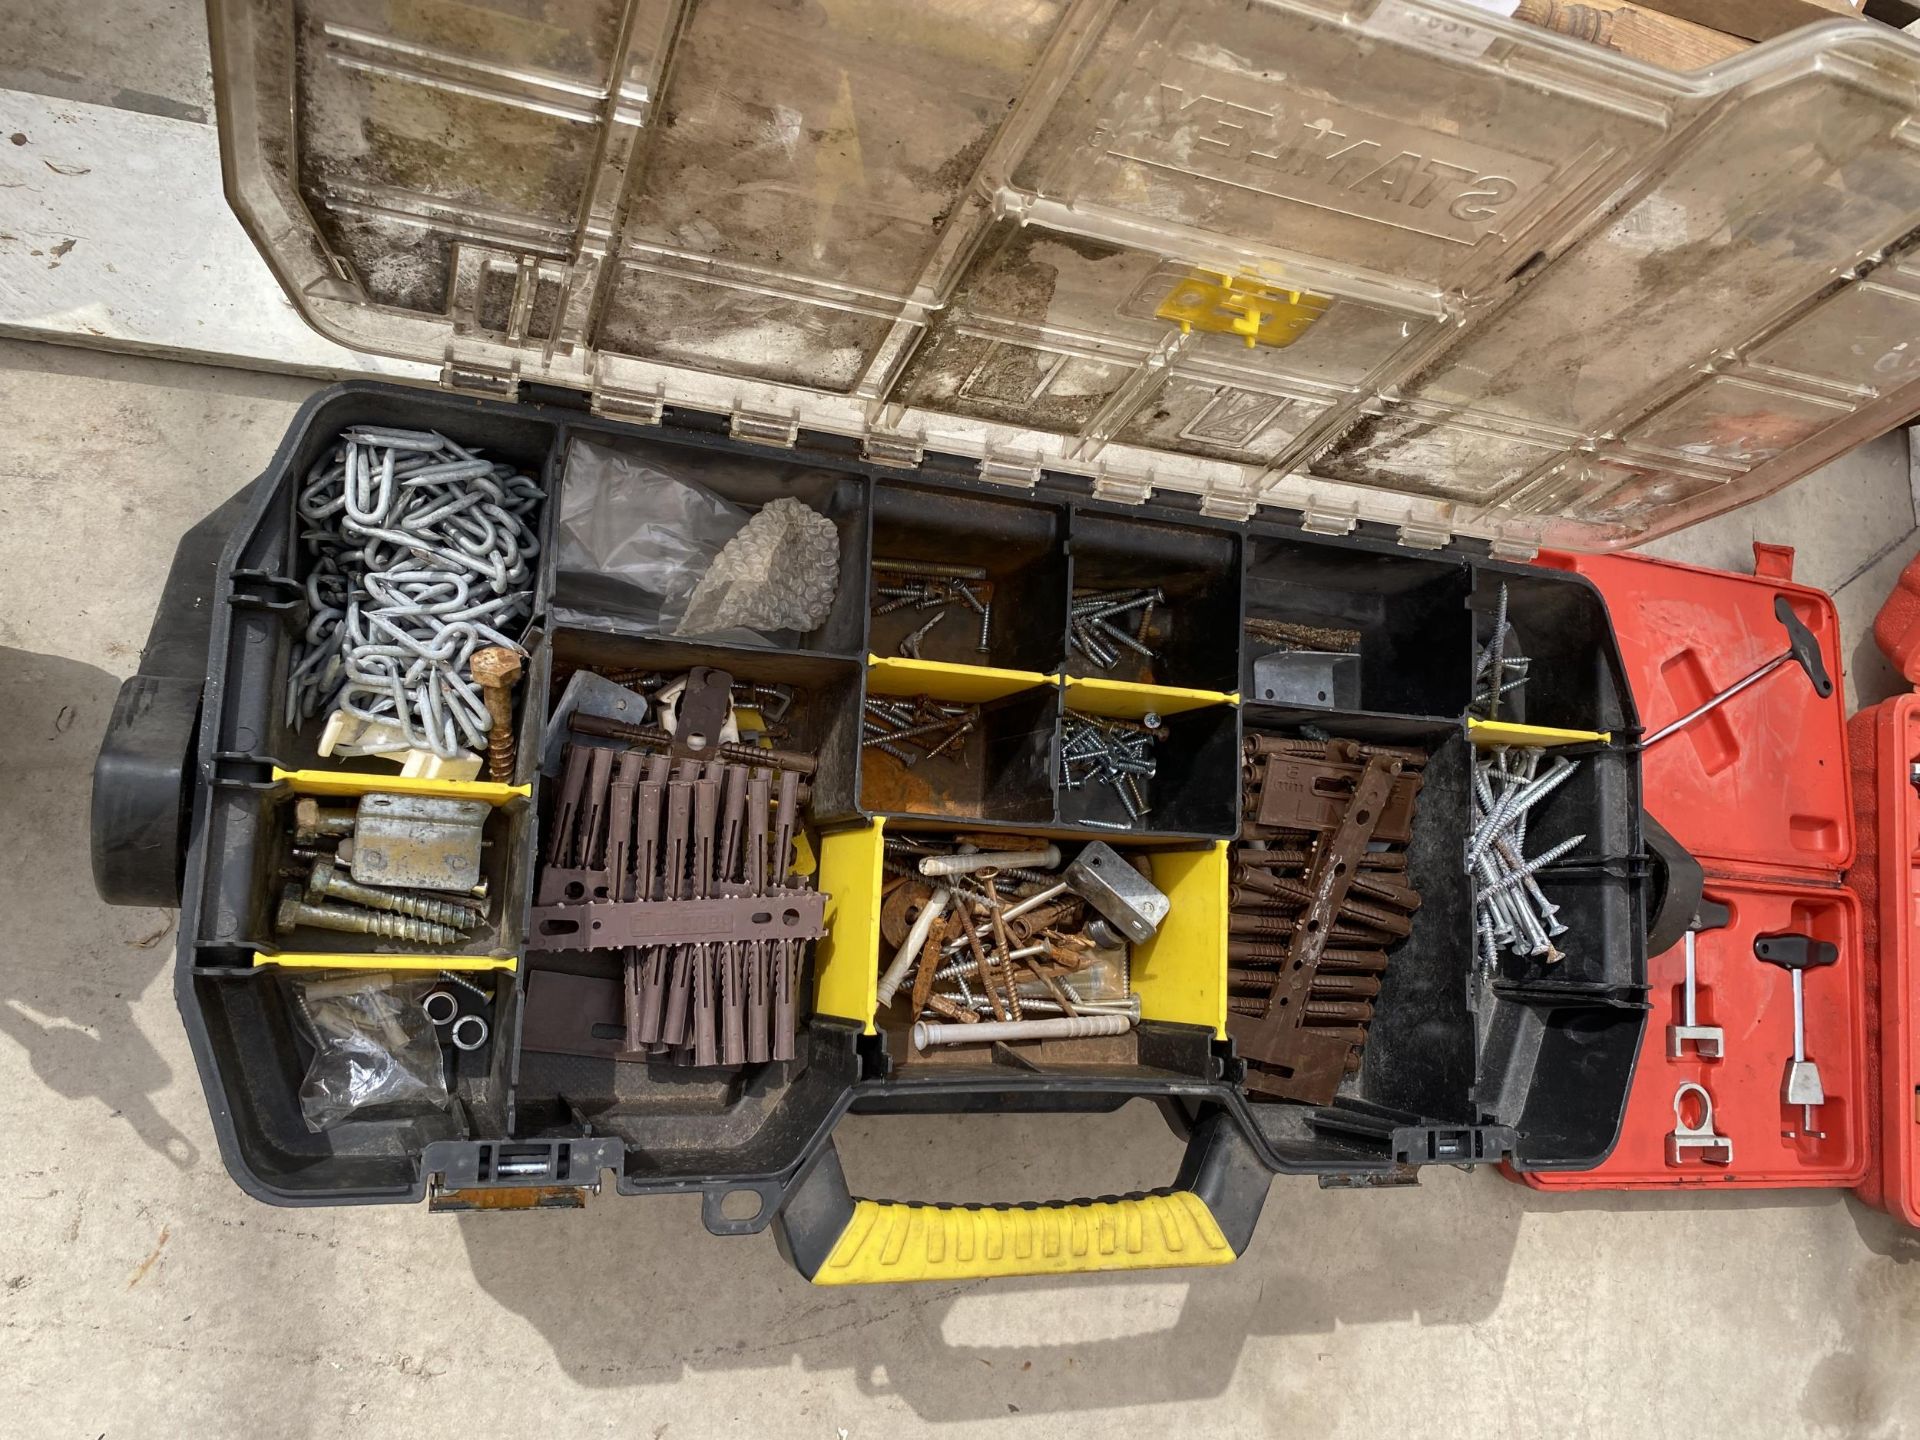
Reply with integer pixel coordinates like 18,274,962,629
1062,675,1236,720
1133,842,1229,1038
866,655,1054,704
1467,718,1611,749
813,1192,1236,1283
272,767,530,805
253,952,519,972
815,820,886,1033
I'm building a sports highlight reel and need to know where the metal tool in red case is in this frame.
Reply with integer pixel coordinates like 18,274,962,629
1753,931,1841,1139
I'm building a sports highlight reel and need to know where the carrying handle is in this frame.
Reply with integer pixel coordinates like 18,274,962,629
770,1110,1270,1284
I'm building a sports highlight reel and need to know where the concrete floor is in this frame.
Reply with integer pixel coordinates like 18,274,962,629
5,336,1920,1437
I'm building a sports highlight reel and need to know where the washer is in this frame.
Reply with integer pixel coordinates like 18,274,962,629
450,1013,490,1051
422,989,458,1025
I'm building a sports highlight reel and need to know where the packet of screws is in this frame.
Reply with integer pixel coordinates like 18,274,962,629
1228,733,1427,1104
1058,709,1165,830
277,793,492,949
875,836,1159,1053
871,558,995,658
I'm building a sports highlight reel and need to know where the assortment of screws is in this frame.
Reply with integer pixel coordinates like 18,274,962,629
1069,587,1162,673
275,792,492,950
1471,583,1530,719
1058,709,1165,828
862,695,980,767
289,426,543,759
871,558,994,657
876,836,1151,1050
1470,746,1583,967
1230,733,1427,1103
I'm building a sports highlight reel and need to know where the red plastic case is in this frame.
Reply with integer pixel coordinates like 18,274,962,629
1846,698,1920,1228
1512,547,1869,1193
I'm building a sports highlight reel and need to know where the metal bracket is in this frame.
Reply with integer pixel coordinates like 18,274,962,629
1064,841,1170,944
350,792,490,891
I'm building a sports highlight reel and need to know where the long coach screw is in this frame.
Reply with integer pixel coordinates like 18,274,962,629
275,885,464,945
305,857,481,929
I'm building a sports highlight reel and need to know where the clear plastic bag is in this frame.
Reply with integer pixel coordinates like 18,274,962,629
292,973,449,1131
554,439,749,632
553,439,842,643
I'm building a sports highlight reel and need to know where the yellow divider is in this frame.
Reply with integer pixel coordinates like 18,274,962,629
272,767,530,805
867,655,1054,704
1132,841,1228,1038
815,821,886,1033
253,952,518,972
1467,718,1611,749
1062,675,1236,720
814,1193,1236,1283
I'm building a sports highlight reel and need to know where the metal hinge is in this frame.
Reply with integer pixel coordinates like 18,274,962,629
730,406,800,448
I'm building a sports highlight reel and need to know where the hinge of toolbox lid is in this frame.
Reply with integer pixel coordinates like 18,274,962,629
439,358,521,401
422,1138,623,1211
978,449,1044,488
1397,515,1454,550
1318,1165,1420,1189
861,431,925,469
1300,499,1361,537
1090,465,1155,505
592,377,665,426
730,405,799,448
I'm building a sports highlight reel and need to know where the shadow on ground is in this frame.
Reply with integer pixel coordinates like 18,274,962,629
0,644,196,1169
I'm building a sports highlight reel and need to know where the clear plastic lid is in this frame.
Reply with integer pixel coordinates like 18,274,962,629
208,0,1920,551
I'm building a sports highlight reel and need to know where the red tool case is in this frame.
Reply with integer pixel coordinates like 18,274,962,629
1511,546,1884,1195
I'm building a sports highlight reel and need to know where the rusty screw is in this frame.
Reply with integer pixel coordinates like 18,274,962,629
469,646,523,783
305,856,481,930
274,884,464,944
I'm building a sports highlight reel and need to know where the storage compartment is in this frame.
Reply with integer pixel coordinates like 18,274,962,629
833,820,1225,1078
1468,568,1633,738
860,658,1057,827
1064,509,1240,691
1057,678,1238,838
1243,539,1471,718
544,628,864,824
548,432,868,658
868,482,1068,671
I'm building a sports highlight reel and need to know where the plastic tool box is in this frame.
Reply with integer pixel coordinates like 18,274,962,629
91,0,1920,1280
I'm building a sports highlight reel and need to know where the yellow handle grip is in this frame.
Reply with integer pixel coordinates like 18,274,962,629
811,1192,1236,1284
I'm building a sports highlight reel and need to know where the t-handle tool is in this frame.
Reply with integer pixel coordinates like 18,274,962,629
1641,595,1832,748
1668,897,1730,1059
1752,931,1840,1139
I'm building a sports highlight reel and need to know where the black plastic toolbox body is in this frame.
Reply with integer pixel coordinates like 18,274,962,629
96,377,1648,1262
